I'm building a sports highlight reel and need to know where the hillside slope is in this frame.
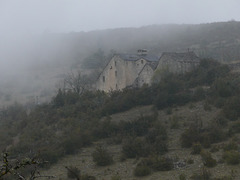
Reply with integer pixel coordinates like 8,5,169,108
42,102,239,180
1,21,240,106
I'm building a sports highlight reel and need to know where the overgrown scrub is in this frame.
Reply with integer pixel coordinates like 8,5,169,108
181,120,225,148
181,125,201,148
190,167,211,180
222,150,240,165
92,146,113,166
134,165,151,177
191,143,202,154
66,166,80,179
119,114,156,136
169,115,181,129
179,173,187,180
200,150,217,168
222,96,240,121
0,58,236,170
122,120,168,158
223,141,238,151
228,121,240,134
122,137,150,158
140,155,174,172
66,166,96,180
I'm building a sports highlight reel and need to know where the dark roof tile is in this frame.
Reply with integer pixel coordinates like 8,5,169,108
118,54,159,62
160,52,199,62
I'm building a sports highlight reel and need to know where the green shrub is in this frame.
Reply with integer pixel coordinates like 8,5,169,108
66,166,80,179
210,145,220,153
187,158,194,164
111,175,121,180
120,115,155,136
212,176,233,180
92,118,118,138
193,87,205,101
80,175,96,180
165,107,172,115
122,137,150,158
142,155,174,171
191,167,211,180
205,124,226,144
204,102,212,111
92,146,113,166
152,136,168,155
134,165,151,177
146,123,168,143
222,150,240,165
169,115,180,129
223,141,238,151
214,115,228,127
179,173,187,180
229,121,240,134
181,126,201,148
38,148,63,165
191,143,202,154
200,150,217,167
223,96,240,121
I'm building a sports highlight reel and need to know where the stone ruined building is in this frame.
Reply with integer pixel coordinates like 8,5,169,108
96,50,200,92
157,52,200,73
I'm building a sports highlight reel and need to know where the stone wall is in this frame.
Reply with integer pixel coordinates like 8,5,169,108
135,64,155,87
96,56,148,91
157,56,199,74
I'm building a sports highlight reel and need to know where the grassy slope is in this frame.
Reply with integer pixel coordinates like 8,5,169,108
42,101,239,180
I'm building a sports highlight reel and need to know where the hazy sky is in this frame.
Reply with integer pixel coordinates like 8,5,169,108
0,0,239,35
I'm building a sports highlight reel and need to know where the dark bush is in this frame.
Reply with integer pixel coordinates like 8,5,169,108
120,115,155,136
190,167,211,180
134,165,151,177
181,126,201,148
179,173,187,180
223,141,238,151
222,150,240,165
146,123,168,143
193,87,206,101
38,148,63,165
229,121,240,134
142,155,174,171
92,118,118,138
191,143,202,154
66,166,80,179
169,115,180,129
152,136,168,155
122,137,150,158
92,146,113,166
223,96,240,121
200,150,216,168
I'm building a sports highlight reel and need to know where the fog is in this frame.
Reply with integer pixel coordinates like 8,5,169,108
1,0,239,34
0,0,240,106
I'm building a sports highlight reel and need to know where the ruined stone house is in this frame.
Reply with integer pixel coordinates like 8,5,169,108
96,50,199,92
157,52,200,73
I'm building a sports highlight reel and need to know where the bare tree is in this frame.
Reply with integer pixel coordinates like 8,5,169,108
0,152,55,180
63,71,91,95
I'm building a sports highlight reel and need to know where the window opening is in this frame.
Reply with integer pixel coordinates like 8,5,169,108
103,76,105,82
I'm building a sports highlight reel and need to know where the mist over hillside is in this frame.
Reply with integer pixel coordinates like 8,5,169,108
1,21,240,106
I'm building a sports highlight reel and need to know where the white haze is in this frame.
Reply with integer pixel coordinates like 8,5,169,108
0,0,239,105
1,0,239,34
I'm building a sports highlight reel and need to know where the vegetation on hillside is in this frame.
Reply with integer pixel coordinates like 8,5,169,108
1,58,240,179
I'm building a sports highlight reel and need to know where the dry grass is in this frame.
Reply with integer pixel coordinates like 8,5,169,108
41,101,240,180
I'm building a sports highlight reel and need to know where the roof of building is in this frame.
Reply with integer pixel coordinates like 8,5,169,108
147,61,159,70
160,52,199,62
118,54,160,62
